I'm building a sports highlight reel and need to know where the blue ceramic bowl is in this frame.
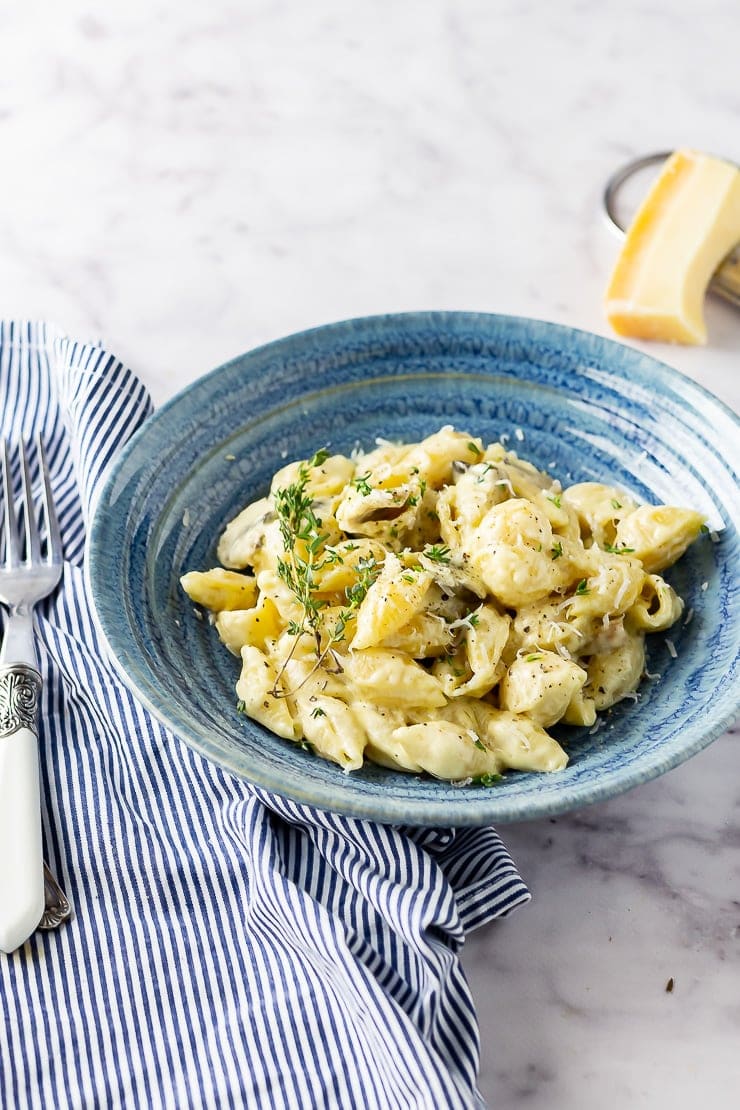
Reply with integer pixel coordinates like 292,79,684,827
88,313,740,825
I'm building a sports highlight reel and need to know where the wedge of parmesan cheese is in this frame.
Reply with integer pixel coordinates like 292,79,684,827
605,149,740,344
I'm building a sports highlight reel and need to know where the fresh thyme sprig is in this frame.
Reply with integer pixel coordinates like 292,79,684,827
284,552,379,693
329,555,381,646
273,447,330,651
270,452,381,694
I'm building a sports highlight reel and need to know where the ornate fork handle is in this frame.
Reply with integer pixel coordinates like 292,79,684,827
0,662,71,947
0,663,41,733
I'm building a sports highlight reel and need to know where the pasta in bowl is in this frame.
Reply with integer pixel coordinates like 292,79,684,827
181,426,704,784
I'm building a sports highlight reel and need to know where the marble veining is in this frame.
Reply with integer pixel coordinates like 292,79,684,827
0,1,737,1106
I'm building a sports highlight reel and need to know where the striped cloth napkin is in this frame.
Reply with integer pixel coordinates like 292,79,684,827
0,322,530,1110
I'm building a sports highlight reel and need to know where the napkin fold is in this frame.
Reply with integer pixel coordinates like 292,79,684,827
0,321,529,1110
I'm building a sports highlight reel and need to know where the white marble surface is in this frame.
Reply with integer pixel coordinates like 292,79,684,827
1,1,738,1106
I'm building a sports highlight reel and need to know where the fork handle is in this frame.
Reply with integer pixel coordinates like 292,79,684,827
0,664,45,953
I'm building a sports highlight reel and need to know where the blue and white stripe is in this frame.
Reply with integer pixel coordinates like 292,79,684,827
0,321,529,1109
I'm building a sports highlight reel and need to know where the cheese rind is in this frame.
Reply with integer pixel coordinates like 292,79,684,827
605,149,740,345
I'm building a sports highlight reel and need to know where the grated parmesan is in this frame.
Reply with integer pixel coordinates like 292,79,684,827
614,575,630,612
555,596,575,612
495,478,516,496
514,427,525,441
683,607,694,626
665,638,678,658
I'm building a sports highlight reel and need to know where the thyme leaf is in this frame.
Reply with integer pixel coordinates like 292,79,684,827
351,471,373,496
424,543,451,564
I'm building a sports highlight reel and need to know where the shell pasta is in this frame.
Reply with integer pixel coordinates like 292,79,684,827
181,427,704,782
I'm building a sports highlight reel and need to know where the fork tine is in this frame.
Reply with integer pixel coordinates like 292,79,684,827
19,439,41,565
36,435,62,564
1,439,22,568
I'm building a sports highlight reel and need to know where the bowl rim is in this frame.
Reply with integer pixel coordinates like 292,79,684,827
101,311,740,463
87,310,740,825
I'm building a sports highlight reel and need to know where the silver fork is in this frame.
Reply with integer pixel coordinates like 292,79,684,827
0,437,71,953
